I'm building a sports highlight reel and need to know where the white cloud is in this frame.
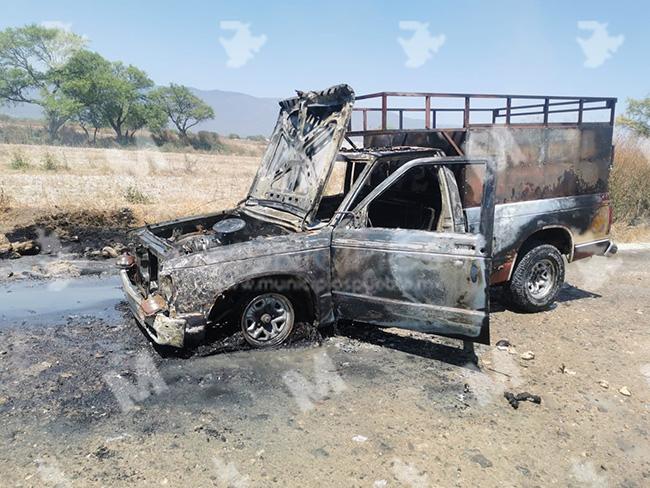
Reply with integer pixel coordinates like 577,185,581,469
577,20,624,68
219,20,267,68
398,21,445,68
40,20,73,32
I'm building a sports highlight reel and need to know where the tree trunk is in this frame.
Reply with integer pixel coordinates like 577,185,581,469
47,117,66,142
80,124,90,143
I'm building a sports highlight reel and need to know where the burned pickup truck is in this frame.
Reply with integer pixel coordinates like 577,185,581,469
119,84,617,349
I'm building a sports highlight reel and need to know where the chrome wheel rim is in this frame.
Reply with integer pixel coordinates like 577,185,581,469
526,259,556,299
241,293,293,345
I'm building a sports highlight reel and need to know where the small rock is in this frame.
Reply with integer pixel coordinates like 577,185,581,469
598,380,609,389
6,271,12,278
12,240,40,256
94,445,113,460
470,453,493,468
352,435,368,443
373,481,388,488
70,235,80,242
0,243,12,257
495,339,511,351
59,372,74,379
618,386,631,397
101,246,119,258
520,351,535,360
310,447,329,458
516,465,531,477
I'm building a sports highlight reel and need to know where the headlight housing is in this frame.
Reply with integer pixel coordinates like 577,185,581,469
159,275,174,302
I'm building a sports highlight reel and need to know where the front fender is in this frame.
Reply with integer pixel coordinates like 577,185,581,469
166,229,333,317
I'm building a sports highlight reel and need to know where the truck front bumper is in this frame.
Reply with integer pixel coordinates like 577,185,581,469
120,270,187,348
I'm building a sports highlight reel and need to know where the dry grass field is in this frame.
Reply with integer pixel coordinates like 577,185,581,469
1,135,649,242
0,142,265,234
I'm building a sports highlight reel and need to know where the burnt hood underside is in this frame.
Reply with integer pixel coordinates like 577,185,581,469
246,84,355,222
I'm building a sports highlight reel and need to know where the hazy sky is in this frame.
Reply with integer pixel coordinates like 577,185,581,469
1,0,647,108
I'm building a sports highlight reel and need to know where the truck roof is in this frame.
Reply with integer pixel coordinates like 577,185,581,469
339,146,444,160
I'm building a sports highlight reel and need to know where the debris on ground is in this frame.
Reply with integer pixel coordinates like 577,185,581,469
352,435,368,443
101,246,119,258
504,391,542,409
559,363,577,375
598,380,609,389
520,351,535,360
495,339,511,351
0,238,40,259
618,386,631,397
470,452,493,468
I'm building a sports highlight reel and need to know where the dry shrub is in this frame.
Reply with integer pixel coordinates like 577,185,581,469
42,152,60,171
10,150,30,170
124,185,152,204
610,134,650,224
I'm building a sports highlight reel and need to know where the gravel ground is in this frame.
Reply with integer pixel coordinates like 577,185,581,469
0,249,648,487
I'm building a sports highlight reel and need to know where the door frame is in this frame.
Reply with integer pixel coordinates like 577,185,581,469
330,156,496,343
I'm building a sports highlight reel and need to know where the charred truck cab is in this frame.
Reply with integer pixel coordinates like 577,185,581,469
120,84,616,349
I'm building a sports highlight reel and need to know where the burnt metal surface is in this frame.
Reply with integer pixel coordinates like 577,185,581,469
121,85,617,350
247,84,355,222
463,125,613,205
330,157,495,344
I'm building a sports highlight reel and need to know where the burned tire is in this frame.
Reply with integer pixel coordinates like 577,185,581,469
240,293,295,347
508,244,565,312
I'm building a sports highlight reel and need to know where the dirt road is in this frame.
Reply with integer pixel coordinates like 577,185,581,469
0,249,648,487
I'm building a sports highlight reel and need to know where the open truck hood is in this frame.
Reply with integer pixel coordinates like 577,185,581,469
246,84,355,223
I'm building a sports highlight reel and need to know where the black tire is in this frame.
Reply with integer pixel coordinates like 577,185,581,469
240,292,295,347
508,244,565,312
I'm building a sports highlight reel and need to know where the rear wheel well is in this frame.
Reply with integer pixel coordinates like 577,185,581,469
208,275,317,326
517,227,573,261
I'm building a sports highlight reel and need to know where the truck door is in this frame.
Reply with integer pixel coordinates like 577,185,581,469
331,158,495,344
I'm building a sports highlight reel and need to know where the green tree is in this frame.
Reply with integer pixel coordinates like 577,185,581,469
59,50,162,143
58,50,109,143
150,84,214,140
0,24,85,140
99,62,155,142
618,96,650,138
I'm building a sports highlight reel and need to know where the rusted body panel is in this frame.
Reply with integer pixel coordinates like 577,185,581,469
163,228,334,321
356,92,616,286
365,123,614,284
120,86,615,349
462,124,612,204
463,125,613,282
331,228,490,341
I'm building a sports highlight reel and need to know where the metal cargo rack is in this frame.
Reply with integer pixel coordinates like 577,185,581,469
346,91,617,138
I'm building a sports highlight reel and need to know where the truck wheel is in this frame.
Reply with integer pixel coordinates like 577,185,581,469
508,244,565,312
240,293,295,347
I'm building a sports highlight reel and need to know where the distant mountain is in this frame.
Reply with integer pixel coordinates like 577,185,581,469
0,87,430,137
0,87,282,137
188,88,280,136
